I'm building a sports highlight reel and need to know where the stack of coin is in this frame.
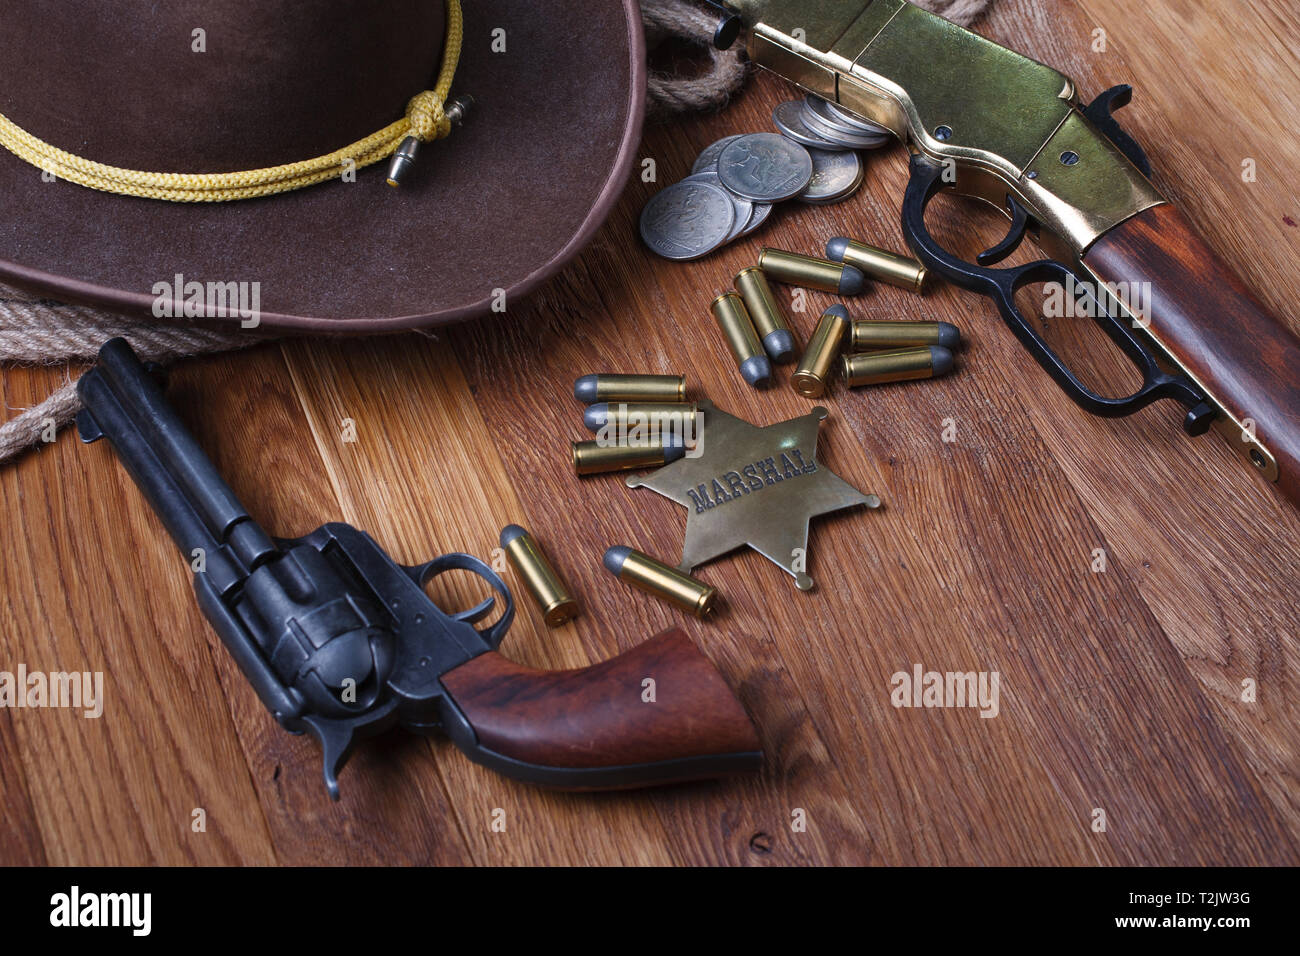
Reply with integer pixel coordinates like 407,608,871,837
773,95,892,152
641,131,812,260
773,95,891,204
639,97,893,261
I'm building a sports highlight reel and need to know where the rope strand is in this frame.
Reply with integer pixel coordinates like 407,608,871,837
0,292,257,461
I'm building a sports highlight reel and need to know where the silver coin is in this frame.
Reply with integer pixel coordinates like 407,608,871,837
798,148,863,203
801,178,863,205
681,170,752,243
800,180,863,205
639,180,736,261
800,100,891,149
740,201,773,236
772,100,854,151
717,132,814,202
692,134,743,175
821,98,891,136
804,94,891,141
800,164,864,205
803,95,870,134
800,108,891,150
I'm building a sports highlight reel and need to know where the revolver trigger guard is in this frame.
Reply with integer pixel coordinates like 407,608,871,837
901,154,1207,424
407,552,515,649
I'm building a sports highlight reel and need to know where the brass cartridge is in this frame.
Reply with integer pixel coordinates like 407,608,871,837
758,248,866,295
582,401,700,433
734,266,797,363
500,524,578,627
603,546,717,619
573,373,686,404
850,320,960,351
571,437,686,475
826,237,927,294
841,347,954,387
791,305,850,398
711,292,772,387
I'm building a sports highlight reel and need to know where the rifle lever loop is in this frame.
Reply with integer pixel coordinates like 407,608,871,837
900,154,1208,431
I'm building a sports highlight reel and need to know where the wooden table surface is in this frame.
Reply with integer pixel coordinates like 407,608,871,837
3,0,1298,866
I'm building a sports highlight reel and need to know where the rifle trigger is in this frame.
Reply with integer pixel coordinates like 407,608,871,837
977,195,1032,266
1082,85,1153,177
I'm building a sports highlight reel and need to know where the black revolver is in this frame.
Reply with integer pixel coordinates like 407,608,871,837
76,339,761,799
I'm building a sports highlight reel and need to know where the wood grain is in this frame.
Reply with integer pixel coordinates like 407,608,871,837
2,0,1298,865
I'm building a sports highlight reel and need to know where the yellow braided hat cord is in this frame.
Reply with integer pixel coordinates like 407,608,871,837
0,0,463,202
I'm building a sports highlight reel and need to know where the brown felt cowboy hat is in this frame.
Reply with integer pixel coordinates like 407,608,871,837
0,0,645,332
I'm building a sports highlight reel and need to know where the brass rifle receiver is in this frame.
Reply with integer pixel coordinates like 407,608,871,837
723,0,1279,482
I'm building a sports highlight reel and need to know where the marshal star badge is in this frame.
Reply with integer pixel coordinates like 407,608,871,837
625,400,880,591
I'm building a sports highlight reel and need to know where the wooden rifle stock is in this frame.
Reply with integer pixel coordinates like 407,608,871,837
1085,205,1300,502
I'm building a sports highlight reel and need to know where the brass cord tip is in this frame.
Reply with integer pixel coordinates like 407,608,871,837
445,95,474,126
386,95,473,187
386,136,420,187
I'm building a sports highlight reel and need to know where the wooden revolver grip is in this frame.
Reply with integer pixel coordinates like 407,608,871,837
439,627,762,790
1084,204,1300,503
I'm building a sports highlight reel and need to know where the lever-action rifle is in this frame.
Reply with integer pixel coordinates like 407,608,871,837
724,0,1300,503
76,338,762,799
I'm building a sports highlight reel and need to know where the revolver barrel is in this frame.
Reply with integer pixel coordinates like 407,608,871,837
75,338,277,593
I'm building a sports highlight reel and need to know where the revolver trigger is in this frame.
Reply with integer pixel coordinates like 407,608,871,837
977,195,1032,266
1082,84,1153,177
301,714,358,801
451,595,497,625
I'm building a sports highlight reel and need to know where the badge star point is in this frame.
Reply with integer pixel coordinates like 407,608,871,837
625,401,879,590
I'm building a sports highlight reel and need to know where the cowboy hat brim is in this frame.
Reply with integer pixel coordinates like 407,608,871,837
0,0,645,333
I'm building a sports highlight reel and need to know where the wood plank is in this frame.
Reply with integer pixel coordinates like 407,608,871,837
1,0,1297,865
0,360,276,864
279,336,687,864
1000,0,1300,836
